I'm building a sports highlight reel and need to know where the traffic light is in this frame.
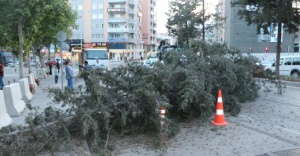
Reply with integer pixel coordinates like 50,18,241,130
265,47,268,52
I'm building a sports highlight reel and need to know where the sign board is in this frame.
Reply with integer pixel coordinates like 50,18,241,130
56,31,67,42
69,39,83,47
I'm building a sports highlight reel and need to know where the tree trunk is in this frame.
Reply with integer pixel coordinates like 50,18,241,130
202,0,205,41
18,17,24,79
38,48,46,68
275,22,282,78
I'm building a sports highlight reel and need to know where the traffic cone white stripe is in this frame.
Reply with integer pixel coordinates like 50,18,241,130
218,97,222,102
216,109,224,115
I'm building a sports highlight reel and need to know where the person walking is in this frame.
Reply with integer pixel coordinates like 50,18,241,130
56,62,60,73
54,66,59,84
65,60,74,89
82,61,92,92
0,63,4,90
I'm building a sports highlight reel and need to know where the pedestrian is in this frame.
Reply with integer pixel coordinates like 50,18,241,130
49,60,53,75
65,60,74,89
54,66,58,83
0,63,4,90
56,62,60,73
82,61,92,92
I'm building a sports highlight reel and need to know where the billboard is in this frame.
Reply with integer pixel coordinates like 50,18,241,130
258,24,283,42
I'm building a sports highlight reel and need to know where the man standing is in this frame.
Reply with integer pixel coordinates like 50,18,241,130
65,60,74,89
0,63,4,90
82,61,92,92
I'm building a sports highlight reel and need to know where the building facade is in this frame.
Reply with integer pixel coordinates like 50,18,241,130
70,0,144,61
223,0,296,53
141,0,157,52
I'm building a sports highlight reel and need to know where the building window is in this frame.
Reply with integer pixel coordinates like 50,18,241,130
72,34,83,39
77,14,83,20
92,34,103,38
73,5,83,10
92,13,103,19
92,23,101,29
92,3,103,9
73,24,79,30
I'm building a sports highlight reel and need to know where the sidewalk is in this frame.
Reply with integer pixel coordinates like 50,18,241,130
11,68,84,126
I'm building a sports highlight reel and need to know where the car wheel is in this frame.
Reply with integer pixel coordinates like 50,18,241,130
291,71,300,79
265,69,272,76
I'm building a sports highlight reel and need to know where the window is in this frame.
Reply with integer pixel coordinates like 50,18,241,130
73,24,79,30
72,34,83,39
284,58,292,65
92,23,101,29
293,57,300,65
92,13,103,19
77,15,83,20
92,34,103,38
92,3,103,9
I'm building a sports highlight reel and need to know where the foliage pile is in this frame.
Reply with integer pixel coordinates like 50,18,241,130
0,42,260,155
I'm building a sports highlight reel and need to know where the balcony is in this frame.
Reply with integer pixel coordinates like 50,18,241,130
127,9,135,14
128,0,135,5
108,0,126,3
107,8,126,13
108,37,126,42
108,28,136,33
128,19,137,24
108,28,129,33
107,37,137,43
108,18,126,23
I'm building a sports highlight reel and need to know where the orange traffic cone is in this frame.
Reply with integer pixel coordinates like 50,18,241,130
211,89,228,126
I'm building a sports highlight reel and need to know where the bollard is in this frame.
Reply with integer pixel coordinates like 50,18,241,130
160,107,167,145
15,67,16,73
14,79,15,83
8,81,10,85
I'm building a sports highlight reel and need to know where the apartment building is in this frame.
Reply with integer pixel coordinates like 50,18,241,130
70,0,144,61
141,0,157,52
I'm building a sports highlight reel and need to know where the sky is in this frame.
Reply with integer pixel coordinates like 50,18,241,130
156,0,219,34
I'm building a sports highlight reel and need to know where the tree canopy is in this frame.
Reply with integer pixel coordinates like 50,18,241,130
166,0,221,48
0,0,76,77
231,0,300,77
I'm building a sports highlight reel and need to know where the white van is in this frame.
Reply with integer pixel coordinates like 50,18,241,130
265,55,300,78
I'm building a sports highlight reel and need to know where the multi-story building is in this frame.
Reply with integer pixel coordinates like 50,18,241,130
223,0,295,53
141,0,157,52
70,0,144,62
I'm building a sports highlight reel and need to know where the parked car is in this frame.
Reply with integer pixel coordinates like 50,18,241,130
143,59,154,68
265,55,300,78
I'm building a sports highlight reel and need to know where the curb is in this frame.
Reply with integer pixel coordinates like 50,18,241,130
255,78,300,88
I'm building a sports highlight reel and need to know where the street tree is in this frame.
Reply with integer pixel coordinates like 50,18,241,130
30,0,76,68
166,0,200,48
0,0,76,78
231,0,300,78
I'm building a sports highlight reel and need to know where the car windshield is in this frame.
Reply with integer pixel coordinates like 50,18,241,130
85,50,108,60
149,53,158,58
